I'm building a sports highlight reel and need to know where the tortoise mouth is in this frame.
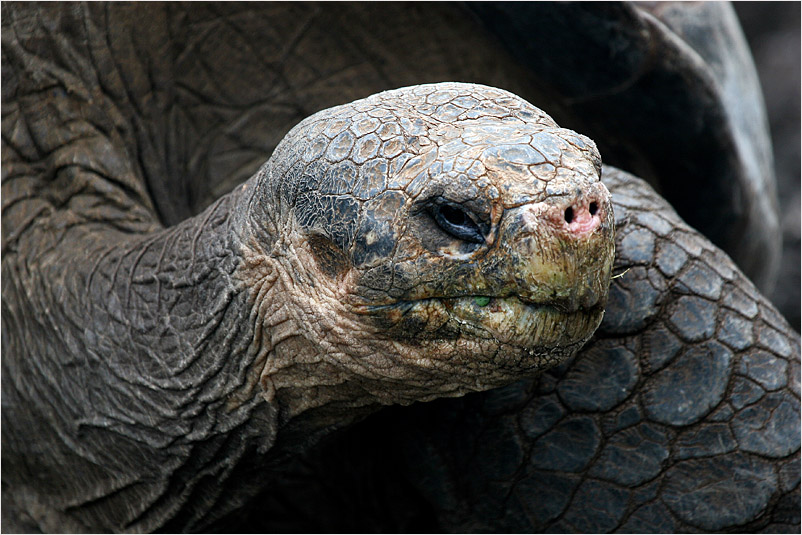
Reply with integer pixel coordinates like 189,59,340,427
369,293,604,351
446,294,602,314
441,294,603,345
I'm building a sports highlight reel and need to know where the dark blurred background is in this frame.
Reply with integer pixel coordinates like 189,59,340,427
734,2,800,330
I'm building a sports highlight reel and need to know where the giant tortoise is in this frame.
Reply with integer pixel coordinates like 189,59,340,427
2,2,798,533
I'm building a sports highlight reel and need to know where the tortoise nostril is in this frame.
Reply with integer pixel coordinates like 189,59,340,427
589,201,598,216
564,206,574,224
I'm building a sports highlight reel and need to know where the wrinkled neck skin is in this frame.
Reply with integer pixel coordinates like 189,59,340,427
2,185,264,532
0,183,318,532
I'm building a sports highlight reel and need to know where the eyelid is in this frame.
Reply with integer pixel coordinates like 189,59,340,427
429,201,487,244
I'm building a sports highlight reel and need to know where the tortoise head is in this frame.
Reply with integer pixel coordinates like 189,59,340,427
244,82,614,403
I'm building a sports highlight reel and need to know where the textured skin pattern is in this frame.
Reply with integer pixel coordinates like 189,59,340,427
1,185,279,532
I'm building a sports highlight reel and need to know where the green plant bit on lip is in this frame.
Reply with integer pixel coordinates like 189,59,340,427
474,296,491,307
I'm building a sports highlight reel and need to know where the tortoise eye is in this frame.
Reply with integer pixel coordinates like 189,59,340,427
431,202,486,244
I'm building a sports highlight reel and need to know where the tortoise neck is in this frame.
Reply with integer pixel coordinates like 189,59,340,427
2,180,286,531
82,185,273,437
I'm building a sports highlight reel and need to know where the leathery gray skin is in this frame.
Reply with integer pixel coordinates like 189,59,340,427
228,169,800,533
2,83,615,532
